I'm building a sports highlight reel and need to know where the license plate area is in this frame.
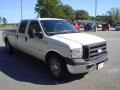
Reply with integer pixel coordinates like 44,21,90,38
97,62,104,70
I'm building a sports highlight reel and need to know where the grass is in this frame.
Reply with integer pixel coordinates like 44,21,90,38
0,25,17,30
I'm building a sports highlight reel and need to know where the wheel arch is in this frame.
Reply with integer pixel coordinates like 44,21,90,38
4,37,9,43
45,50,64,64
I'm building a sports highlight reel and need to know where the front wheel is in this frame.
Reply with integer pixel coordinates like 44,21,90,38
116,28,120,31
47,54,68,80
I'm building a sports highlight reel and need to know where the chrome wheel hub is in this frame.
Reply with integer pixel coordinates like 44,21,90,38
50,59,60,76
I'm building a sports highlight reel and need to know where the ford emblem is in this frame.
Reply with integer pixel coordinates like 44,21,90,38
98,49,102,53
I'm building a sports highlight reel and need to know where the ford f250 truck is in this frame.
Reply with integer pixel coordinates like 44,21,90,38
2,18,108,79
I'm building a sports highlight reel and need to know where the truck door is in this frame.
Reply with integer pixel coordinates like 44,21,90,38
16,21,28,52
25,20,46,60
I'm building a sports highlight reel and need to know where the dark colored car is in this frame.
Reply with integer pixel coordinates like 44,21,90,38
110,23,116,28
102,24,109,31
84,23,96,31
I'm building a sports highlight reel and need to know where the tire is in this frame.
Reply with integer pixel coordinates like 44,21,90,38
5,40,13,53
116,28,120,31
116,28,118,31
47,54,68,80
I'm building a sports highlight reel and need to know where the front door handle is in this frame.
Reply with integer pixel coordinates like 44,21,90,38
17,35,18,39
25,37,27,42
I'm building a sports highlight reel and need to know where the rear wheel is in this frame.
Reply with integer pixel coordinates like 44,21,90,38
47,54,68,80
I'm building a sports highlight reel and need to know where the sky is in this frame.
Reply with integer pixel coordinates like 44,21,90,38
0,0,120,23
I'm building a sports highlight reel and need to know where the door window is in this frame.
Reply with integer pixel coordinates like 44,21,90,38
28,21,42,39
19,21,28,33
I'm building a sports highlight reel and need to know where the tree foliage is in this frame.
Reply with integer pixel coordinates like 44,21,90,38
0,17,2,24
106,8,120,23
35,1,120,24
3,17,7,25
35,0,90,21
60,4,75,22
75,10,90,20
35,0,65,18
0,17,7,24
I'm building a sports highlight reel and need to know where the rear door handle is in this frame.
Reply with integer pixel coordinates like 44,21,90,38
17,35,18,39
25,37,27,42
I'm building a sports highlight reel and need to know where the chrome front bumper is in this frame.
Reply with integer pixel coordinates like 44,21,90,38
66,54,108,74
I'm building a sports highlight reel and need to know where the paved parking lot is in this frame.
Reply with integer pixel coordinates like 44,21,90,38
0,30,120,90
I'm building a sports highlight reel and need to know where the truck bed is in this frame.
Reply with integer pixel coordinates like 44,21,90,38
2,29,17,46
2,29,17,36
3,29,16,33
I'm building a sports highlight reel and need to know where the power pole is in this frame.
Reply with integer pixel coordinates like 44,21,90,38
95,0,97,18
94,0,97,32
21,0,23,20
38,7,41,18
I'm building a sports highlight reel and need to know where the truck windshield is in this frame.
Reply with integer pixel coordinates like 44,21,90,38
41,20,78,36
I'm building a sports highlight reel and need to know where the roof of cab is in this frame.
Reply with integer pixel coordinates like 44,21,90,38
21,18,64,21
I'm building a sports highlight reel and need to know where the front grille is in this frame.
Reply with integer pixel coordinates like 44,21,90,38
83,42,107,61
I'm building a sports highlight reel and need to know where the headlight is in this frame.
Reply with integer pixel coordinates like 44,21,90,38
69,48,83,58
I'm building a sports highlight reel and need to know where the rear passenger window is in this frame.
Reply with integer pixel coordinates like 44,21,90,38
19,21,28,33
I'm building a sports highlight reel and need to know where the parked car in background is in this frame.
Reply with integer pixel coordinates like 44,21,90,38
110,23,116,28
97,24,102,28
116,24,120,31
73,22,84,31
102,24,109,31
84,23,95,31
73,22,80,31
78,23,84,28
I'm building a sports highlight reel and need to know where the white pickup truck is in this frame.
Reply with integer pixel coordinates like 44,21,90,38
2,18,108,79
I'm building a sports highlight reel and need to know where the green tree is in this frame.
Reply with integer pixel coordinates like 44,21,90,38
3,17,7,25
35,0,66,18
75,10,90,20
91,16,95,20
60,5,75,22
106,8,120,23
0,17,2,24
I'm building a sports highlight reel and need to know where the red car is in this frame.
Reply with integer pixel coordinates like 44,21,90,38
102,24,109,31
73,23,80,30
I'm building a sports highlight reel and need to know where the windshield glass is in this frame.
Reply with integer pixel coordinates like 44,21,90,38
41,20,78,36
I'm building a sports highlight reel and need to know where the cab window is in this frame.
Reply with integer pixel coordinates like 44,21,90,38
19,21,28,33
28,21,42,39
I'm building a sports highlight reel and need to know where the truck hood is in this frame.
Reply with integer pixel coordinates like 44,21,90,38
51,33,105,46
